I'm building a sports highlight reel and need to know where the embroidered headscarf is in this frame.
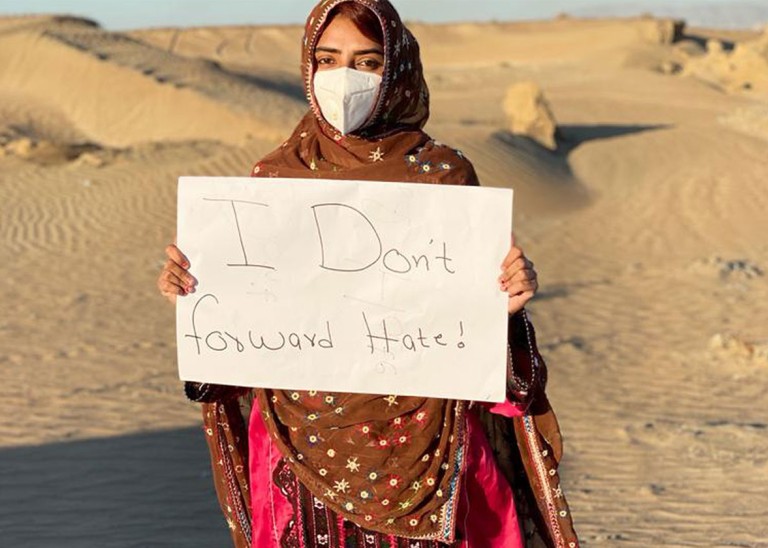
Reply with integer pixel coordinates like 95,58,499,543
251,0,477,186
251,0,480,542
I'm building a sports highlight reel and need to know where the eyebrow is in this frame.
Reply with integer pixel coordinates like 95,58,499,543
315,46,384,56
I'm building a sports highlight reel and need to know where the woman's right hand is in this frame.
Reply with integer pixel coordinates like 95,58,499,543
157,243,197,304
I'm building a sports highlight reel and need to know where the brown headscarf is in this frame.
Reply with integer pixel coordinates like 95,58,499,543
250,0,481,542
251,0,478,187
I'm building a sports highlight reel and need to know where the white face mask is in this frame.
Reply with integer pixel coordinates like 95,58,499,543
313,67,382,135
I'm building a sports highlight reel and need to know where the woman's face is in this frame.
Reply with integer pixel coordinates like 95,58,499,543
314,16,385,76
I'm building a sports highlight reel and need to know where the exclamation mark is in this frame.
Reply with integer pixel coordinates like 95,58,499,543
457,321,466,349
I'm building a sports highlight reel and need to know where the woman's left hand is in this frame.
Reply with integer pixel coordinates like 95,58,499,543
499,234,538,315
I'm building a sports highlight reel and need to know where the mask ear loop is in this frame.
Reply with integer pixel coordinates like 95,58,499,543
305,7,343,139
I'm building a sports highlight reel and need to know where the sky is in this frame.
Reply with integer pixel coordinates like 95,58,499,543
0,0,766,30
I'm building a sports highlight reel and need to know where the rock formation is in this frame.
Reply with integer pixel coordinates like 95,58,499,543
502,82,560,151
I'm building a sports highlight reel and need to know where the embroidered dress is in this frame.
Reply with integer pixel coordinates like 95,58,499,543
248,397,526,547
185,1,580,547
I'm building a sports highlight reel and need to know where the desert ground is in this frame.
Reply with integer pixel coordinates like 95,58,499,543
1,13,767,547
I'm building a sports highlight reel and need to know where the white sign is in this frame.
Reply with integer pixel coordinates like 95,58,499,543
176,176,512,402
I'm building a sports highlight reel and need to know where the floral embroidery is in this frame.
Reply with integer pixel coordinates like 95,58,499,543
369,146,385,162
346,457,361,472
393,432,412,446
390,416,407,429
334,478,350,493
384,395,399,407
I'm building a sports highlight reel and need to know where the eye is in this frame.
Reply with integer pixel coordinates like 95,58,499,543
357,57,383,71
315,55,335,66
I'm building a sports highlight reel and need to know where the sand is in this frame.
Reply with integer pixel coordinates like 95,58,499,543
1,13,767,547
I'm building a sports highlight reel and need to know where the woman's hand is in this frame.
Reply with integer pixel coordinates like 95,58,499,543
157,243,197,305
498,234,538,315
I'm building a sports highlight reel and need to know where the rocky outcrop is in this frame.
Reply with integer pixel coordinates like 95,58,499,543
682,27,768,92
636,16,686,45
502,82,560,151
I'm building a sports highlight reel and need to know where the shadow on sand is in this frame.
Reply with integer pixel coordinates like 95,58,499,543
558,123,672,154
491,123,671,180
0,427,231,548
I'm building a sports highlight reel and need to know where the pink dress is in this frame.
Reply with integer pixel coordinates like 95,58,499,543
249,399,526,547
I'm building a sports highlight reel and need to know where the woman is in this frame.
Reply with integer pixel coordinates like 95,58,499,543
158,1,579,547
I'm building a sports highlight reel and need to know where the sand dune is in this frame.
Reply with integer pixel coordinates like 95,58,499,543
0,17,305,148
1,13,767,547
